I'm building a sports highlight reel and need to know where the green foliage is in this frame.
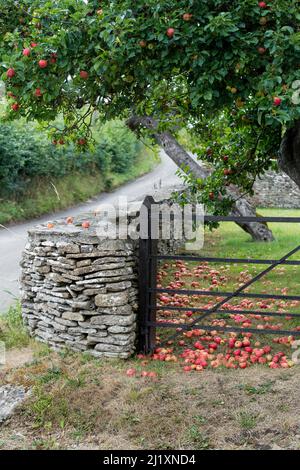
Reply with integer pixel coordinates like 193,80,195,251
0,0,299,211
0,145,158,225
0,119,143,198
96,120,142,174
177,111,281,214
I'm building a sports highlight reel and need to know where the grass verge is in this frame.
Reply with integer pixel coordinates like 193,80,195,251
1,347,300,450
0,147,159,225
0,303,30,349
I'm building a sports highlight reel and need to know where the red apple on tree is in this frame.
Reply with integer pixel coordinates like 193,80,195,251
183,13,193,21
11,103,20,111
79,70,89,79
23,48,31,56
34,88,42,97
258,47,266,54
273,96,282,107
38,59,48,68
50,53,57,64
6,68,16,78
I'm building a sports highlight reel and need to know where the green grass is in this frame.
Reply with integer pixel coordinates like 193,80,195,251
0,302,30,349
0,147,159,225
199,208,300,299
202,208,300,261
237,411,258,431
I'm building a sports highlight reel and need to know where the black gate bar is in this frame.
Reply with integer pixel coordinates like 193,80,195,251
151,305,300,319
155,255,300,265
152,288,300,302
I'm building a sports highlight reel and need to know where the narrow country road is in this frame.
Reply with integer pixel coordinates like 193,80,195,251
0,151,180,313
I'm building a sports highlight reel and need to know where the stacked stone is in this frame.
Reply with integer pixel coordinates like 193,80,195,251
21,219,138,358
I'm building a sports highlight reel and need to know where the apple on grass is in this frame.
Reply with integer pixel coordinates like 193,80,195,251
166,28,175,38
126,368,136,377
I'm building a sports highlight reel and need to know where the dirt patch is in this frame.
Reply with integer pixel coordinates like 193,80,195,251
1,349,300,450
3,347,34,371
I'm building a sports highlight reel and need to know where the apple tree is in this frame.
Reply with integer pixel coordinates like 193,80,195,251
0,0,299,240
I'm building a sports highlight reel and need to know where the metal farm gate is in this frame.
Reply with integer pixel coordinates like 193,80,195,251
138,196,300,354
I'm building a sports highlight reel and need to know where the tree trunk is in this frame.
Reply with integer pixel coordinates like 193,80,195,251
127,115,274,242
279,120,300,188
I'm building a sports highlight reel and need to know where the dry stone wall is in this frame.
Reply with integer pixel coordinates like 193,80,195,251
20,185,202,357
252,171,300,209
21,220,138,358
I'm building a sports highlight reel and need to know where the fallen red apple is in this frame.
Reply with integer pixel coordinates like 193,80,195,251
148,371,157,378
82,221,90,229
166,28,175,38
126,368,136,377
